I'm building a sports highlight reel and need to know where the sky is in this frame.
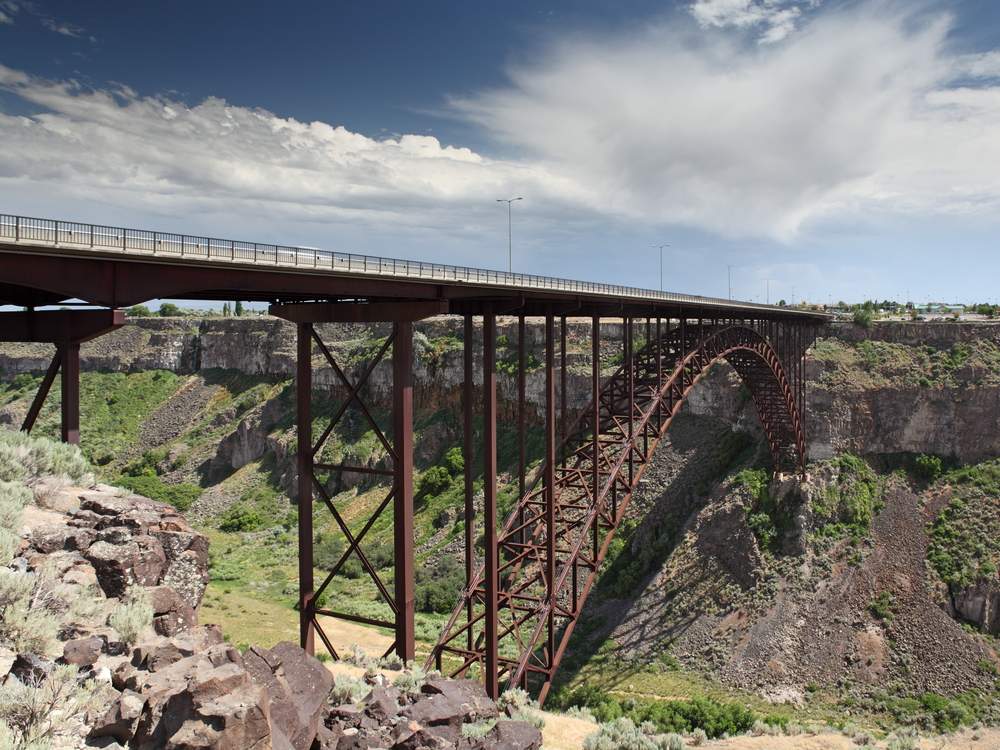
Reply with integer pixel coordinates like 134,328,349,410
1,0,999,305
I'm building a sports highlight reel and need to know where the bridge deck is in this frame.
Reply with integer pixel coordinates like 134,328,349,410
0,213,829,319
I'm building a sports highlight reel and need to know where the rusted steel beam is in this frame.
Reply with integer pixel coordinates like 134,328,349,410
462,315,475,658
0,308,125,343
591,316,600,573
560,315,567,455
270,300,448,323
21,350,61,434
296,322,316,656
482,309,499,698
0,250,444,308
393,320,416,661
59,342,80,444
518,314,527,502
544,312,557,669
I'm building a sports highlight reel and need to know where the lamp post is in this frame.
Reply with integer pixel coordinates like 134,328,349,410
496,197,522,274
727,265,733,300
654,244,670,292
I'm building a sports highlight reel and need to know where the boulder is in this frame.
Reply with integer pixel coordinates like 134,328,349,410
148,585,197,636
420,677,497,722
244,641,333,750
86,540,139,598
401,692,464,730
90,689,145,743
492,720,543,750
129,648,272,750
63,635,104,666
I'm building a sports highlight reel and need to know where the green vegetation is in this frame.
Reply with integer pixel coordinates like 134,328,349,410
811,454,881,536
551,684,766,739
415,556,465,614
913,454,943,482
872,690,991,733
811,337,1000,390
869,591,895,622
853,308,875,328
927,458,1000,591
26,370,182,468
736,468,794,554
117,474,201,511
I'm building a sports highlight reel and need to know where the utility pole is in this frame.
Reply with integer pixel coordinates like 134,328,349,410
496,197,522,274
654,244,670,292
727,265,733,300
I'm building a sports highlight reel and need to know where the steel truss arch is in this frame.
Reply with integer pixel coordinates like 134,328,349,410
429,321,811,703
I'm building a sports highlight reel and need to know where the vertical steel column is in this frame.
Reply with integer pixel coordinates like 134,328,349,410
296,323,315,655
544,312,557,665
626,317,634,491
482,310,499,699
560,315,567,455
392,321,415,662
462,315,475,655
59,342,80,444
517,314,527,549
656,317,663,427
591,316,600,564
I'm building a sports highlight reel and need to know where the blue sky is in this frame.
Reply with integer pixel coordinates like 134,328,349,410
1,0,999,305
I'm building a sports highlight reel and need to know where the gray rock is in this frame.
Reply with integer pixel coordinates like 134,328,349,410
63,635,104,666
244,641,333,750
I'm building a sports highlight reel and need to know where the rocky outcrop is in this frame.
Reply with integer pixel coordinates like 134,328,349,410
953,578,1000,635
320,675,542,750
26,482,210,612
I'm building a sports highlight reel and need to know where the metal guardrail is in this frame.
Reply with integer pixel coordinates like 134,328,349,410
0,213,827,317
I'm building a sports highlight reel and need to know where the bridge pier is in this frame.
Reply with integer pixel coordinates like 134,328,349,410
0,309,125,444
271,300,445,664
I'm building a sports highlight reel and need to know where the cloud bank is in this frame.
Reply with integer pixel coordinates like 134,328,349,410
1,4,999,244
455,6,1000,239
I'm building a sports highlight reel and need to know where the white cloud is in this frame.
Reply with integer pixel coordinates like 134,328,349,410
454,6,1000,239
0,64,580,237
689,0,819,44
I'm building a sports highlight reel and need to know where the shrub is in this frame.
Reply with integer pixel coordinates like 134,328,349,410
914,454,943,482
0,664,105,749
869,591,895,621
886,727,919,750
0,431,90,484
109,585,153,646
852,308,874,328
0,481,30,531
127,304,153,317
417,466,452,499
553,686,756,739
583,718,687,750
0,566,61,655
218,503,265,533
158,302,182,317
415,556,464,614
442,446,464,476
812,454,881,535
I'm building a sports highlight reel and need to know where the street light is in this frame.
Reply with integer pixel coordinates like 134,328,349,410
496,197,522,273
727,265,733,300
654,243,670,291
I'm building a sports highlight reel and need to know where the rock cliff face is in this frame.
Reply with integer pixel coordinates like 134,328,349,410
4,317,999,465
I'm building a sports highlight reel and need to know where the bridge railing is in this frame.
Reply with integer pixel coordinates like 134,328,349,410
0,213,825,316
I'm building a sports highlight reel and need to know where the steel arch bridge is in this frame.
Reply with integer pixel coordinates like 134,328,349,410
427,318,812,701
0,213,827,705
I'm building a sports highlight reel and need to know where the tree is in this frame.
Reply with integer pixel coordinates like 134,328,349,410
222,302,230,316
127,304,153,317
777,299,786,307
158,302,181,317
234,300,244,317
